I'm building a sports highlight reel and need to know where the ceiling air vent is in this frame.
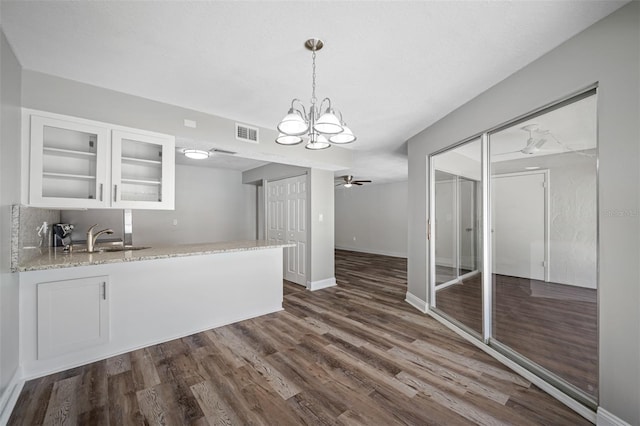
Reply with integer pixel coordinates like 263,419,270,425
235,123,259,144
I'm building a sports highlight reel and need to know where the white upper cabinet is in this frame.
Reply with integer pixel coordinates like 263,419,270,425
112,130,175,209
29,115,110,208
27,110,175,210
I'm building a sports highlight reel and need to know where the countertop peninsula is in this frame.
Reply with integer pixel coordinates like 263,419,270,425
16,240,294,272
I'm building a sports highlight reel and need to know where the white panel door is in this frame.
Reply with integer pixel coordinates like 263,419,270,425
267,175,308,286
492,172,546,280
285,175,307,285
266,180,286,245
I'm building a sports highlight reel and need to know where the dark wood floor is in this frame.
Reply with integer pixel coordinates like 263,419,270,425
9,250,590,425
435,272,598,398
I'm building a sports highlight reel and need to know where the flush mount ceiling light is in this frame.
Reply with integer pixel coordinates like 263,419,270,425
276,38,356,150
183,149,210,160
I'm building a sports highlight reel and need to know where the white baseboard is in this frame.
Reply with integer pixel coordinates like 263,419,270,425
307,277,337,291
405,291,428,313
335,246,407,259
597,407,631,426
0,367,24,425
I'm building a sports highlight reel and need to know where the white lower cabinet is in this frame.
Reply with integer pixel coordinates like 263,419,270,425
37,276,110,360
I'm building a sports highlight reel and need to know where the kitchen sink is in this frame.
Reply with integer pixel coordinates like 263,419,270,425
72,246,150,253
99,246,151,252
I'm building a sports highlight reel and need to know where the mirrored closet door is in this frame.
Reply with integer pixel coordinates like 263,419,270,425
489,92,598,401
430,138,483,336
428,89,598,405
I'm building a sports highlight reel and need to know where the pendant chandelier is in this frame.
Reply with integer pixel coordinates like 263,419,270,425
276,38,356,150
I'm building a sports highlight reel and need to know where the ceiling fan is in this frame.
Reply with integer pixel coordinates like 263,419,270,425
336,175,372,188
496,124,549,156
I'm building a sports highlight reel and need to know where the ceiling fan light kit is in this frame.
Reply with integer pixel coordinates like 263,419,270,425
336,175,372,188
276,38,357,150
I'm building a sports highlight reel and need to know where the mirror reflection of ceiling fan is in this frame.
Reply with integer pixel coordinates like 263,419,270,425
336,175,372,188
495,124,596,158
498,124,550,156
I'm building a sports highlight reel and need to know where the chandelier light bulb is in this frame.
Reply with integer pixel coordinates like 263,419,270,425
276,133,304,145
329,125,356,144
306,133,331,150
314,109,343,134
277,109,309,135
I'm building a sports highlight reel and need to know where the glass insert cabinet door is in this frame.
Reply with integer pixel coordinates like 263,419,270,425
428,90,598,406
29,115,110,208
111,130,175,209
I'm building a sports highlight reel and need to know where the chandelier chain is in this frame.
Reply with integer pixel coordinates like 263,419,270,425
311,49,317,107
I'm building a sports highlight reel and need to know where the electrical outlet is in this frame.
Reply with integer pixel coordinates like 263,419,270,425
353,236,356,241
172,219,178,226
183,119,197,128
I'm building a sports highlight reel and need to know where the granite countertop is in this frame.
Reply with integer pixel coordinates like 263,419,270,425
16,240,295,272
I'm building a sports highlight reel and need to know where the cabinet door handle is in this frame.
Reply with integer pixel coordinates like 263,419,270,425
114,184,118,202
102,282,107,300
99,184,103,201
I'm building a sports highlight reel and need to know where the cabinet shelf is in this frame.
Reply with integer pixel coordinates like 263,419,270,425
121,156,162,166
121,178,162,185
43,172,96,180
43,147,97,158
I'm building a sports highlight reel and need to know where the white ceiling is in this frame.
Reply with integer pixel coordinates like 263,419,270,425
0,1,626,181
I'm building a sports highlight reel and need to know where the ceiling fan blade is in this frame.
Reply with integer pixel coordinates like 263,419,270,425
534,138,547,149
336,175,350,180
353,180,372,184
353,182,363,185
493,150,522,156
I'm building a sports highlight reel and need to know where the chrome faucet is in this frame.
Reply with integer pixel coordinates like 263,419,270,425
86,224,114,253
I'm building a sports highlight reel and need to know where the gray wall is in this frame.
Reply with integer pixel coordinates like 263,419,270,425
407,3,639,423
309,169,335,284
0,29,22,406
335,181,408,258
62,164,256,245
242,162,308,184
